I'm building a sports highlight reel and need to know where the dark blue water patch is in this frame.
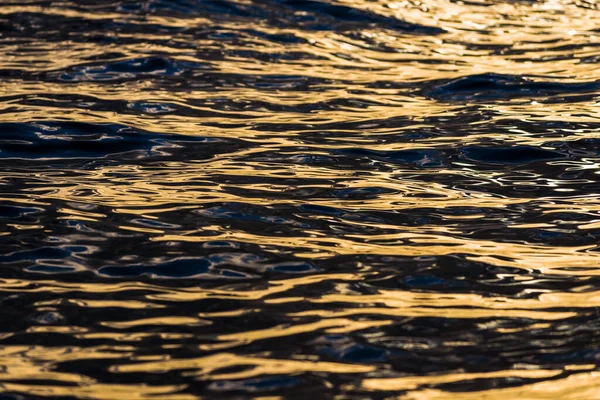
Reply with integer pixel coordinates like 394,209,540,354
275,0,444,33
0,245,92,274
319,334,349,343
279,0,444,34
331,186,390,199
208,252,267,266
347,254,578,296
194,204,308,227
460,146,566,165
0,205,41,219
209,376,301,393
207,253,320,274
120,0,206,14
127,102,178,114
58,57,211,82
135,0,268,18
0,246,88,263
404,275,448,288
98,256,266,279
537,347,600,365
27,265,79,274
298,204,344,216
523,228,595,248
317,336,391,363
190,94,357,114
0,121,239,160
251,75,317,90
245,150,344,166
426,73,600,101
35,311,66,325
296,203,389,225
99,258,212,278
0,122,150,159
404,273,471,290
202,241,241,249
337,344,390,363
338,148,444,167
96,251,321,279
0,11,123,43
225,48,326,65
113,0,443,34
268,261,321,273
130,218,181,229
0,393,27,400
242,29,307,44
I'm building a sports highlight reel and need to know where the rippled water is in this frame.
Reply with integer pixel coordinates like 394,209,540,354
1,0,600,398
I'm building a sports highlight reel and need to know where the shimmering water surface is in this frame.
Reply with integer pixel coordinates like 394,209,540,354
1,0,600,398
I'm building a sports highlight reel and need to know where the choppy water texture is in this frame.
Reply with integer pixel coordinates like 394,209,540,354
1,0,600,399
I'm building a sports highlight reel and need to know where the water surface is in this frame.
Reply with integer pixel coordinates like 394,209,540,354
1,0,600,398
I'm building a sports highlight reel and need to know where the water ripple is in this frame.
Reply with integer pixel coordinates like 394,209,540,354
1,0,600,398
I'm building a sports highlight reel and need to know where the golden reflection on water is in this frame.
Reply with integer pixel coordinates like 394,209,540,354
398,371,600,400
2,0,600,398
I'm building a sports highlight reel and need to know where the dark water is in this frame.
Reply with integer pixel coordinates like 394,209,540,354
1,0,600,398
